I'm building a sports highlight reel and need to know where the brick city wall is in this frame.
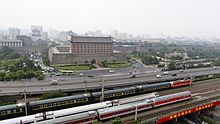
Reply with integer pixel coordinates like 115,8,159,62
48,48,127,66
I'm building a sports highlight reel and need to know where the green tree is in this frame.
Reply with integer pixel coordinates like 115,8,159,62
26,71,35,80
90,59,96,64
7,52,20,59
42,53,50,66
40,89,67,100
168,61,176,70
37,74,45,80
84,60,88,64
16,70,25,79
111,117,123,124
0,72,6,78
74,61,78,65
4,74,11,81
8,72,18,81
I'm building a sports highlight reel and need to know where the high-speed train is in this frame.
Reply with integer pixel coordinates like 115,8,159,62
0,80,191,120
0,91,191,124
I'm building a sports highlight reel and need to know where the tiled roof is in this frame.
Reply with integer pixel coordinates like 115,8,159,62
70,36,113,43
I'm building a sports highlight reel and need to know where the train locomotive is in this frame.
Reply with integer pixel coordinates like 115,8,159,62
0,91,191,124
0,80,192,120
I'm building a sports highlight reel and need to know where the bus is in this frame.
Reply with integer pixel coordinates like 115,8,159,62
59,70,74,75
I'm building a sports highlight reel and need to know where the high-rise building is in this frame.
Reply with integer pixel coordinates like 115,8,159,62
9,28,20,40
31,25,43,41
110,30,119,39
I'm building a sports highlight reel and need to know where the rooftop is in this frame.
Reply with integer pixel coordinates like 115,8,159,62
69,36,113,43
0,39,23,43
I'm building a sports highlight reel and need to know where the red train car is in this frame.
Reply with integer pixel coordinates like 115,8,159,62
170,80,192,88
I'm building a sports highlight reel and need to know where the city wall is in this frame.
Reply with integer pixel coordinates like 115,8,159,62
48,47,127,66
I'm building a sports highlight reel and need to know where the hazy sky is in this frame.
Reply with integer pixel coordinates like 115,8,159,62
0,0,220,38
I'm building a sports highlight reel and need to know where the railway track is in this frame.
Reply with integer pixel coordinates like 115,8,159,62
103,79,220,124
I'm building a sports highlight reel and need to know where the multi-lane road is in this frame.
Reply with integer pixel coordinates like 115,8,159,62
0,67,219,95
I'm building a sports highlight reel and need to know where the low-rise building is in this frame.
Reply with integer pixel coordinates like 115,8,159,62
0,39,23,47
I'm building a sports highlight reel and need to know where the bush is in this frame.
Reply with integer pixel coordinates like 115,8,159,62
37,74,45,80
198,114,218,124
111,117,123,124
40,89,68,100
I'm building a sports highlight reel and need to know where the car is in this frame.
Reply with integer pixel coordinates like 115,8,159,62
172,73,177,76
55,73,62,76
213,66,217,69
109,70,114,73
50,80,58,85
163,71,168,75
156,74,162,78
79,73,84,77
88,75,94,78
130,75,136,78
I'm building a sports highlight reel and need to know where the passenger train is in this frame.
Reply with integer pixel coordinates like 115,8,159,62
0,91,191,124
0,80,192,120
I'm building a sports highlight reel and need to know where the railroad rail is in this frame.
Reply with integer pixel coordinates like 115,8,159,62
106,79,220,124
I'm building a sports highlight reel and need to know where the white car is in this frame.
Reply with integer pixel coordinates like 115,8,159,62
50,80,58,85
156,74,162,78
79,73,84,77
109,70,114,73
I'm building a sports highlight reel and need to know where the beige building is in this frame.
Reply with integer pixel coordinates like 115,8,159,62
69,36,113,55
48,36,127,65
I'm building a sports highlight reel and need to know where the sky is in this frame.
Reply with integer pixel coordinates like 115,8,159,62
0,0,220,38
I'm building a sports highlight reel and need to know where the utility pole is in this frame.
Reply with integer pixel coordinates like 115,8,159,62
83,81,88,93
100,78,104,102
24,89,27,116
135,105,138,120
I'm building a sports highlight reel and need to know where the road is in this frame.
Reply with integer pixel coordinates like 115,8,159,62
0,67,220,95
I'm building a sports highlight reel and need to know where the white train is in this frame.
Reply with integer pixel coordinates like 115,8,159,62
0,93,159,124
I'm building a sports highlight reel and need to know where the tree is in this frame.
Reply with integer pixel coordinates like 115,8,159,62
7,52,20,59
37,74,45,80
26,71,35,80
8,72,18,81
40,89,67,100
16,70,25,79
168,61,176,70
90,59,96,64
84,60,88,64
74,61,78,65
0,72,6,78
4,74,11,81
111,117,123,124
